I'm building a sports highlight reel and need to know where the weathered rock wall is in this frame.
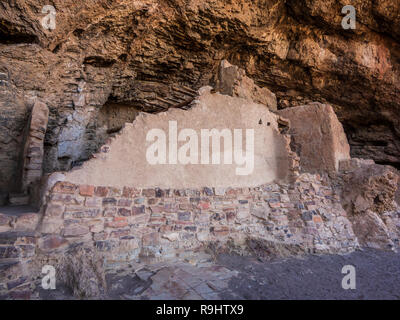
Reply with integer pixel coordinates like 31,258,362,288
1,0,399,190
340,160,400,249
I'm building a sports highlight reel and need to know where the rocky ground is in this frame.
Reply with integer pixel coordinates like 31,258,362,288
35,248,400,300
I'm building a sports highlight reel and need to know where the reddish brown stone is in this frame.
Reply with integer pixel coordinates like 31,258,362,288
109,187,122,197
148,198,159,205
106,217,128,228
94,186,109,197
175,220,193,226
142,189,156,197
226,188,238,196
110,229,130,239
268,200,281,208
210,226,230,237
53,182,77,194
122,187,140,198
79,185,95,196
198,201,210,210
148,216,167,225
313,215,323,224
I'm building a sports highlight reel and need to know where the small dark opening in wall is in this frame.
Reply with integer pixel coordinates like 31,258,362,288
0,19,39,44
370,141,389,147
57,156,71,171
71,159,87,169
118,54,128,62
73,28,84,38
0,30,38,44
83,56,116,68
52,43,62,53
278,123,289,134
375,161,400,170
106,126,123,135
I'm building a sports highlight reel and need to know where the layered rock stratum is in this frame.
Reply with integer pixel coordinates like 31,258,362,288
0,0,399,198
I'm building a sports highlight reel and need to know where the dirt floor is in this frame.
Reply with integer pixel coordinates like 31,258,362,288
35,248,400,300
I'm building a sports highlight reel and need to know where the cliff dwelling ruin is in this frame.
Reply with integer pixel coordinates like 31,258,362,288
0,0,400,301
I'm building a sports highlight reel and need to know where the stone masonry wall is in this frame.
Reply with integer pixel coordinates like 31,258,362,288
37,172,359,263
0,171,362,299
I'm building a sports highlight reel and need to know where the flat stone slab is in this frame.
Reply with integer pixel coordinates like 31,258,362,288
27,248,400,300
0,231,39,240
0,206,38,217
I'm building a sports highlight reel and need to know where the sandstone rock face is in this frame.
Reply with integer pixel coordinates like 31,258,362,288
216,60,277,111
340,162,400,249
0,0,399,198
342,164,399,215
278,103,351,174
